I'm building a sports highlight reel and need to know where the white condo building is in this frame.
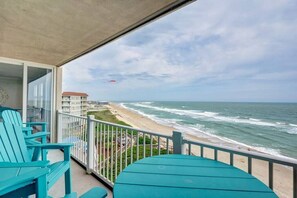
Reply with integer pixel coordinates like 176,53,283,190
62,92,88,116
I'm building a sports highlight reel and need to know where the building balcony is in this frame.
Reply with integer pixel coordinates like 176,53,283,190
56,112,297,198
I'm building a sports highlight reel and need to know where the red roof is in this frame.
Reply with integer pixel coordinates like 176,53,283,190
62,92,88,97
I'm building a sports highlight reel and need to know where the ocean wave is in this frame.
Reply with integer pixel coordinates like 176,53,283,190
175,123,290,158
287,127,297,135
179,124,295,160
121,103,158,121
129,102,279,127
122,102,296,160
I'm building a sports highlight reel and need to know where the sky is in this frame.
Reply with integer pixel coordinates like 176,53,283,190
63,0,297,102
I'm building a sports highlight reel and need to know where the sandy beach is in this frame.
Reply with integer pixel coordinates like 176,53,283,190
107,103,293,198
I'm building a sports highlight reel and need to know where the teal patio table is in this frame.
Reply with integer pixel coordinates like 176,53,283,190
113,154,277,198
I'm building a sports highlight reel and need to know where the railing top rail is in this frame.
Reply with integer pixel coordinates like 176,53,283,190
58,111,87,119
184,138,297,168
58,111,172,139
90,118,172,139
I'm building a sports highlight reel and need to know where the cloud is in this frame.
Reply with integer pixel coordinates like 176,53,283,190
63,0,297,101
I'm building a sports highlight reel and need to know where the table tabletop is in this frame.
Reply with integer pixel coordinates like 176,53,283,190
0,166,49,196
113,154,277,198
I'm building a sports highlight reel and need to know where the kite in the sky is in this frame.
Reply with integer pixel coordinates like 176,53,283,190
109,80,116,83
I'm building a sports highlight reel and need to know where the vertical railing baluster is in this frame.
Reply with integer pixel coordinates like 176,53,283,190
166,138,169,154
269,162,273,189
143,133,146,158
78,117,81,162
82,118,85,163
83,118,86,163
82,120,86,164
150,135,153,156
115,127,118,179
95,123,99,172
86,118,88,163
188,143,191,155
130,130,133,164
248,157,252,174
136,132,139,160
107,125,110,180
103,124,106,177
110,126,114,182
80,118,83,162
293,167,296,198
125,130,128,168
99,123,102,175
214,149,218,161
158,136,160,155
75,117,78,160
230,153,234,166
200,146,204,157
120,128,123,172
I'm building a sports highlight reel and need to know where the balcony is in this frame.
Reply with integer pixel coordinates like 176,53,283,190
57,112,297,198
62,103,71,107
48,150,113,197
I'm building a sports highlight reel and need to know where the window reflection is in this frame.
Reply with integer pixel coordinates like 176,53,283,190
27,67,52,136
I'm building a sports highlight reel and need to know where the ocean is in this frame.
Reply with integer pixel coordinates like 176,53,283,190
120,101,297,160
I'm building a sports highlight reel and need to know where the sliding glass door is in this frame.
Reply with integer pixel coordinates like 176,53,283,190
0,59,55,141
27,66,53,133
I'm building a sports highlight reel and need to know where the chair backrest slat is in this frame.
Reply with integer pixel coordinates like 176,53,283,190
0,151,4,161
1,110,23,126
0,123,30,162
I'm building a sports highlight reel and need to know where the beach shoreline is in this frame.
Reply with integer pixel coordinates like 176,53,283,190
107,103,259,152
106,102,293,198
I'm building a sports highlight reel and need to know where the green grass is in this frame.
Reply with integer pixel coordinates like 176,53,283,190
88,110,130,126
100,145,171,181
90,110,156,145
89,109,168,181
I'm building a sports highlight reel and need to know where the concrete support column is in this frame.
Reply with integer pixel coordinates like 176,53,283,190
53,67,63,142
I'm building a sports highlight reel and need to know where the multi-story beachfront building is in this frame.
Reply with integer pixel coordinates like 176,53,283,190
62,92,88,116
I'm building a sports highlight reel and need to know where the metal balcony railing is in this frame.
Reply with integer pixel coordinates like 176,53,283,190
57,111,297,198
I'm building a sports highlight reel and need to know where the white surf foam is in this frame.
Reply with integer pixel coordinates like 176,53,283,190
121,102,296,160
129,102,279,127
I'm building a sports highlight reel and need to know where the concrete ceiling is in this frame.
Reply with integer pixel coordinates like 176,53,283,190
0,0,194,67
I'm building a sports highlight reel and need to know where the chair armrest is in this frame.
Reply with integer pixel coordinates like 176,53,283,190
24,122,47,126
0,161,50,168
22,127,33,135
24,132,50,139
28,143,73,150
22,126,33,131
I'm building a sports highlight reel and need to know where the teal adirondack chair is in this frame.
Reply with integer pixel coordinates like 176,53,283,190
0,122,73,196
1,110,50,159
1,109,48,138
0,106,16,114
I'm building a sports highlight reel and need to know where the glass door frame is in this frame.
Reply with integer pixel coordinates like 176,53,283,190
0,57,57,142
